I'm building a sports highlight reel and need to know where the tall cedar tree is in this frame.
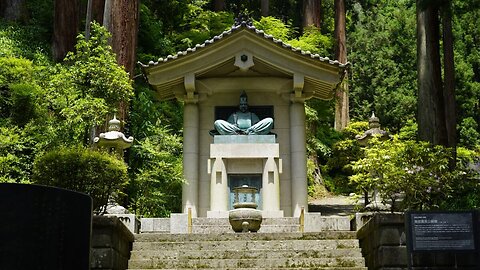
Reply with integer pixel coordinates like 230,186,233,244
442,2,456,150
103,0,139,121
0,0,27,21
53,0,80,61
303,0,321,28
334,0,349,130
417,0,456,150
213,0,226,11
261,0,269,16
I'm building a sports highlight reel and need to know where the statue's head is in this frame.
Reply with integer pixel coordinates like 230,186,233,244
239,91,248,113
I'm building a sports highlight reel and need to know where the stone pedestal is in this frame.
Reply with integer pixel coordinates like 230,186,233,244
208,135,283,217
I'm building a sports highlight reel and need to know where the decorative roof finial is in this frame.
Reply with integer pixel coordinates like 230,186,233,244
234,11,253,27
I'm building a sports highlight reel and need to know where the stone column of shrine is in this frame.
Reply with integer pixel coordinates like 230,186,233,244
182,100,199,217
289,98,308,217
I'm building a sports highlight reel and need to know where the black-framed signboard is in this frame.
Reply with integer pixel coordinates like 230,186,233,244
406,211,477,252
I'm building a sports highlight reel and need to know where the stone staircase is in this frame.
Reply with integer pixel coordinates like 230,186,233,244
128,232,367,270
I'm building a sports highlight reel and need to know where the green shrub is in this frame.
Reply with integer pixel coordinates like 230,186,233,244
0,57,35,86
32,147,128,213
9,83,39,126
350,137,480,211
0,124,32,183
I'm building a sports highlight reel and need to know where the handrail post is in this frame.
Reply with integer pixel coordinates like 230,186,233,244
188,207,192,234
299,206,305,233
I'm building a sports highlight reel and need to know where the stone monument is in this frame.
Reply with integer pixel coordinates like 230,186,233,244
0,183,92,270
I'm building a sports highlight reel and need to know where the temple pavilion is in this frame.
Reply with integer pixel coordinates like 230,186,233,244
140,18,348,218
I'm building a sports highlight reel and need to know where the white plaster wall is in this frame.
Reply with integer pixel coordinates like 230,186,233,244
197,90,292,217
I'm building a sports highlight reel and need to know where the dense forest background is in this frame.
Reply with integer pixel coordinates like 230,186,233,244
1,0,479,216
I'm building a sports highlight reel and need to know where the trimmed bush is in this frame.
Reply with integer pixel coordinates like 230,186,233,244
32,147,128,213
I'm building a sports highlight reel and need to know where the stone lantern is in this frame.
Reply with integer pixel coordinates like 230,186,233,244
93,116,134,158
93,116,136,221
355,112,390,146
355,112,391,211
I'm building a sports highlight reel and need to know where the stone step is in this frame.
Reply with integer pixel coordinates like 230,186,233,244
192,217,299,224
130,248,364,260
190,218,301,234
132,239,360,251
141,216,351,233
191,225,300,234
129,268,368,270
128,257,366,269
135,232,358,242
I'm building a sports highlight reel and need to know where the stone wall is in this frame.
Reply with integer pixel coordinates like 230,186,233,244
91,216,134,270
357,213,480,270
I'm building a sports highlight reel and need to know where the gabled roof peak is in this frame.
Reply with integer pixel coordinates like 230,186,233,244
139,20,350,69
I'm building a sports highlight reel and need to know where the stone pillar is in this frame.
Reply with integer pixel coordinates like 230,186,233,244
182,102,199,217
209,157,228,213
290,100,308,217
262,157,280,214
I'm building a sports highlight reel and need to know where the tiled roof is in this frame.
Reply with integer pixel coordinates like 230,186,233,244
139,21,349,69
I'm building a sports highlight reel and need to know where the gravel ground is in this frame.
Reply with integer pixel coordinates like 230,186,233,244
308,195,363,216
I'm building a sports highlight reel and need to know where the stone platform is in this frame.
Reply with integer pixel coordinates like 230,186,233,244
140,215,351,234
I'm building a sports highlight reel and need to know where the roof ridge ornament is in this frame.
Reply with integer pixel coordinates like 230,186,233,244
234,12,253,27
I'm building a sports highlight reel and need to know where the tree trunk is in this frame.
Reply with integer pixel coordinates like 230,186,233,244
53,0,80,62
1,0,26,21
103,0,112,31
441,1,457,165
92,0,105,24
104,0,139,120
107,0,139,78
213,0,226,11
261,0,269,17
85,0,93,40
334,0,349,130
303,0,321,28
416,0,448,146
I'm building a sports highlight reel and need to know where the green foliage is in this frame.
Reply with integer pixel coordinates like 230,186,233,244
173,8,233,50
349,1,417,131
141,0,190,34
322,121,369,194
0,20,50,61
459,117,480,149
137,4,174,63
0,57,35,86
253,17,293,41
130,83,183,140
453,0,480,123
41,22,133,145
32,147,129,213
0,124,34,183
288,26,332,56
254,17,332,55
64,22,133,106
350,137,480,211
128,123,184,217
398,120,418,140
9,84,39,126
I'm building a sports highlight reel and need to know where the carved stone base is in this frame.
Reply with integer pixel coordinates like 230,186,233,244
228,208,262,232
